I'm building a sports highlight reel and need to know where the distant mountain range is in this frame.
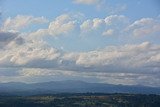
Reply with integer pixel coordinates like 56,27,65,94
0,80,160,96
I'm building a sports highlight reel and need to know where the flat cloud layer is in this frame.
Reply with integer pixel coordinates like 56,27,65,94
0,13,160,87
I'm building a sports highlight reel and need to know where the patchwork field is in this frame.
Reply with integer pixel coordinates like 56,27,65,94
0,93,160,107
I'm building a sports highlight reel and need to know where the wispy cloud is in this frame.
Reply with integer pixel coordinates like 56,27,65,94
73,0,126,14
73,0,101,5
2,15,48,31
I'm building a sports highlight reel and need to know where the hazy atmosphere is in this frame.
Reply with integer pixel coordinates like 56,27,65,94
0,0,160,87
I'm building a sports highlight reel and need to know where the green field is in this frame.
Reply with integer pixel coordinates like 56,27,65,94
0,93,160,107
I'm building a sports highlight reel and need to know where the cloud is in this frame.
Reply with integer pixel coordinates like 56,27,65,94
67,42,160,73
2,15,48,31
20,68,57,77
1,67,159,87
105,15,128,25
80,15,159,39
1,39,160,73
73,0,126,14
0,31,20,47
2,40,60,67
127,18,160,37
0,31,18,42
80,15,129,37
0,13,160,86
102,29,114,36
29,14,160,40
72,0,107,12
0,39,160,86
73,0,101,5
48,14,77,36
80,18,105,36
29,13,82,38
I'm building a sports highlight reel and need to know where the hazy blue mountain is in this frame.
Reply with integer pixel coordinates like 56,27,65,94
0,80,160,96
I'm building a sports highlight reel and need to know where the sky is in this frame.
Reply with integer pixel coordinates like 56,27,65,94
0,0,160,87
